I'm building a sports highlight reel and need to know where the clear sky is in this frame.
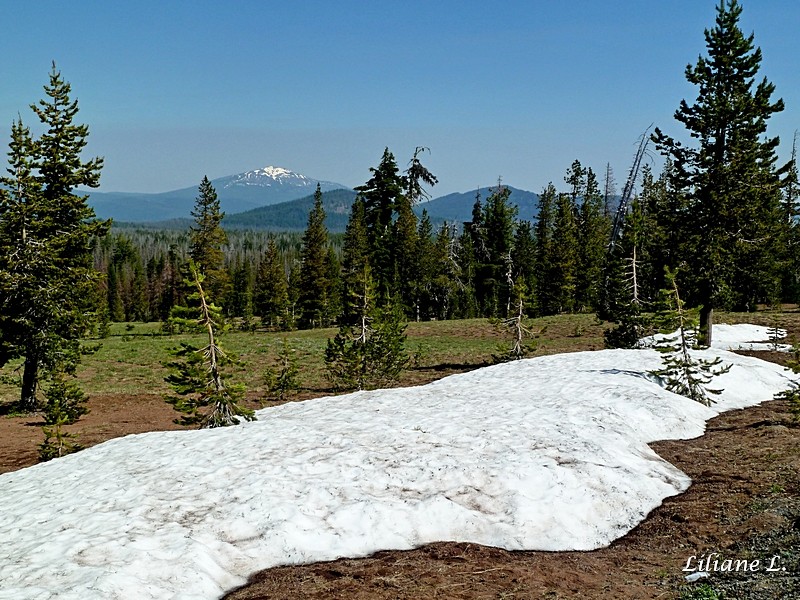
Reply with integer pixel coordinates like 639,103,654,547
1,1,798,196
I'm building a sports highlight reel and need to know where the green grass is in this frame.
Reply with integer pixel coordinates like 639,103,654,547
0,314,610,404
5,307,792,405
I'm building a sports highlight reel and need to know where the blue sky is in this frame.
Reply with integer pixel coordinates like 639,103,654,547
1,1,798,197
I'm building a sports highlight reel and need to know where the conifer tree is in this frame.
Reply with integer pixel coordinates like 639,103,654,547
415,210,437,320
576,168,609,312
253,238,289,328
38,374,89,461
165,262,255,428
189,176,228,297
549,191,579,313
339,197,370,325
473,184,517,318
392,194,419,316
298,184,332,328
652,0,788,345
492,281,538,362
227,258,254,326
325,264,409,391
264,338,300,401
649,269,730,406
0,66,108,410
356,148,405,296
604,198,650,348
533,183,558,315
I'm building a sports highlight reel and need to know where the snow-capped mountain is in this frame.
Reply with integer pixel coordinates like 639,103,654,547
221,166,324,189
88,166,350,222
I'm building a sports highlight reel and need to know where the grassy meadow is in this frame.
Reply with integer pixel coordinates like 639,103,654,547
0,309,794,407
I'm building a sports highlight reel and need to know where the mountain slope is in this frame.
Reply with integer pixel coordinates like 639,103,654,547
416,186,539,224
115,185,542,232
88,166,349,222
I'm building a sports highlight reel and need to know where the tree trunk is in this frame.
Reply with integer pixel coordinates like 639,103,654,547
20,355,39,411
699,304,714,348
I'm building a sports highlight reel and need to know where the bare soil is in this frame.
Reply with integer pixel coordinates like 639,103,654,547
1,350,798,599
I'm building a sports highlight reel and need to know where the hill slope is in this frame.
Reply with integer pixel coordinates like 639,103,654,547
89,166,348,222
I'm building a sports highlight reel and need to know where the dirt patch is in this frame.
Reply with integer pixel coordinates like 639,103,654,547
0,394,193,473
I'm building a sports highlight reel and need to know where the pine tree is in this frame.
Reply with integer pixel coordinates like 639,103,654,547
533,183,558,315
165,262,255,428
253,238,289,329
39,375,88,461
473,183,517,318
603,198,650,348
264,338,300,401
339,197,370,325
356,148,405,296
576,168,609,311
649,269,730,406
298,184,332,328
652,0,788,345
325,263,408,391
492,280,538,362
392,193,419,316
0,66,109,410
549,191,579,313
189,176,228,297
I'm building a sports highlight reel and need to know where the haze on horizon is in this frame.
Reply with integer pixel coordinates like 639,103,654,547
1,0,798,196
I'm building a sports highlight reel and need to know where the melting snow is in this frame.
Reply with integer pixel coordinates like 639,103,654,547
0,325,795,599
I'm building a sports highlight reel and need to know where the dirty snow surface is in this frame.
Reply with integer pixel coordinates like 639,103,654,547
0,324,795,600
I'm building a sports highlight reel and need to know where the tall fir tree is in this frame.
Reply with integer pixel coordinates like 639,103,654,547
355,148,405,297
549,191,579,313
576,167,610,312
533,183,558,316
298,184,332,328
0,66,108,410
339,197,370,325
253,238,289,329
652,0,788,345
189,176,229,298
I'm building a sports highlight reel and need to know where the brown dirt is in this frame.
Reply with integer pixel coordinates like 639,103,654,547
1,350,798,599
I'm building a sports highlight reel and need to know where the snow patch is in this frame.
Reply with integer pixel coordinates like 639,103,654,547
0,325,795,599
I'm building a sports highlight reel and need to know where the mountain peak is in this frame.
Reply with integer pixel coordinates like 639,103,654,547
224,166,314,189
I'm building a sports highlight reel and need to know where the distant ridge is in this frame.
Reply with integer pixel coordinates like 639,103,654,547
112,185,541,233
88,166,349,222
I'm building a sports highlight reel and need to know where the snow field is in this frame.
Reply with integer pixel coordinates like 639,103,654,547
0,324,795,599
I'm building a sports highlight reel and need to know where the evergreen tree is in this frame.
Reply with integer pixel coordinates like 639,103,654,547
649,268,730,406
492,280,538,362
391,193,419,316
165,262,255,428
0,66,109,410
264,338,300,401
549,191,579,313
339,197,370,325
39,374,88,461
356,148,405,296
227,258,254,325
576,168,609,311
298,184,332,328
429,224,461,320
253,239,289,328
474,183,517,318
652,0,788,345
533,183,558,315
603,197,650,348
404,146,438,204
325,263,408,391
189,176,228,297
